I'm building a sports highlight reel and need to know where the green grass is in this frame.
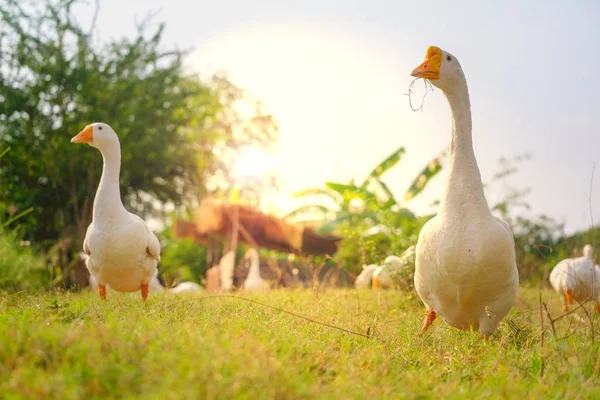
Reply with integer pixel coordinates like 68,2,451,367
1,286,599,399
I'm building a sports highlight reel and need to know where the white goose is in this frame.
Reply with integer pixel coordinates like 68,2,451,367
411,47,519,336
243,248,269,291
354,264,378,289
549,244,599,313
72,123,160,301
372,246,416,290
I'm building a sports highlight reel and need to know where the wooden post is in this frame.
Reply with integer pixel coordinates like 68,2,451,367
230,205,240,257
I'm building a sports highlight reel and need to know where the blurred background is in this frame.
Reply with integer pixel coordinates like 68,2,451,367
1,0,599,292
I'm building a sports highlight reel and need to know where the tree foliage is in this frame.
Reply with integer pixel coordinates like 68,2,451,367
0,0,278,285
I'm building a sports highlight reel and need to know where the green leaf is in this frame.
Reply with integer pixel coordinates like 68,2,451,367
1,207,34,228
404,151,446,201
363,146,406,185
0,147,10,159
370,178,397,208
292,188,338,200
283,205,332,219
325,182,376,201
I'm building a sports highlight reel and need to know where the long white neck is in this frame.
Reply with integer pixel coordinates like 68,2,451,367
583,245,594,260
93,142,128,221
246,253,262,280
438,80,491,218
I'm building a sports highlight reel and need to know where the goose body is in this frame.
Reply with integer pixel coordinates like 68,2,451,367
410,47,519,335
354,264,378,289
243,249,269,291
72,123,160,301
372,246,416,290
549,245,599,312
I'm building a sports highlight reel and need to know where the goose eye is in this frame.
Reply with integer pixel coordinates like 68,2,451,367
98,126,103,130
446,55,452,61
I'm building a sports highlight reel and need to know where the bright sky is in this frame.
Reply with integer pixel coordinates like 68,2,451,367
75,0,600,234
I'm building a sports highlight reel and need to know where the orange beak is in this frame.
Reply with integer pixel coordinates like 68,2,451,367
71,125,93,143
411,46,443,80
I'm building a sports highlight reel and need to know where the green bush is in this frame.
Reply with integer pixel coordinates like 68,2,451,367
158,237,208,286
0,227,49,291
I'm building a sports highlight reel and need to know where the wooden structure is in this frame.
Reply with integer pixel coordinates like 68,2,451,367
173,199,341,291
173,199,340,257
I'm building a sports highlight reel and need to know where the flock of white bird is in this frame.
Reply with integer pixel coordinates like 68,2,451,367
71,45,598,337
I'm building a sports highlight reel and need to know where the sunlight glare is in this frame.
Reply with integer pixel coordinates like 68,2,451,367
233,147,276,183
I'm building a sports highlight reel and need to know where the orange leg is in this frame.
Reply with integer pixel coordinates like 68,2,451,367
98,285,106,300
562,304,569,312
566,290,574,305
141,284,149,302
372,277,381,289
421,309,437,332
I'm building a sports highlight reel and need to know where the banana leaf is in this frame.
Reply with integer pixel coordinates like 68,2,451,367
325,182,377,202
404,151,446,201
283,205,332,219
363,146,406,185
292,188,339,201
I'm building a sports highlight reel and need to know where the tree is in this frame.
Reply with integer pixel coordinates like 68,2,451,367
0,0,278,286
191,74,279,209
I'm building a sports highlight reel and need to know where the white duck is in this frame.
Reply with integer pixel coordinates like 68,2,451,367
168,281,204,294
549,244,599,313
411,47,519,336
372,246,416,290
354,264,378,289
72,123,160,301
243,248,269,291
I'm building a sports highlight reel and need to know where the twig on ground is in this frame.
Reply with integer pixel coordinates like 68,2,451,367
542,301,557,339
150,294,373,340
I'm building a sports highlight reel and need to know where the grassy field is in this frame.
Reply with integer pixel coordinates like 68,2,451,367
1,286,599,399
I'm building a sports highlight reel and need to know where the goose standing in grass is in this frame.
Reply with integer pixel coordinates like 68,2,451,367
354,264,378,289
243,248,269,291
372,246,416,290
410,47,519,336
72,123,160,302
549,244,599,312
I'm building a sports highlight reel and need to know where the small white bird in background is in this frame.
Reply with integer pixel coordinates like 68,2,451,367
410,47,519,337
354,264,378,289
72,123,160,302
168,281,204,294
372,246,416,290
549,244,599,313
243,248,269,291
